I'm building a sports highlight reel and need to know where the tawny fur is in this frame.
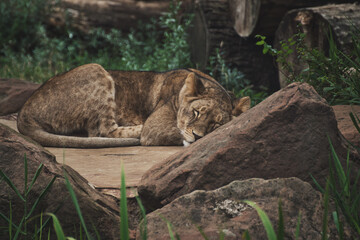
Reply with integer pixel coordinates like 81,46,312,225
17,64,250,147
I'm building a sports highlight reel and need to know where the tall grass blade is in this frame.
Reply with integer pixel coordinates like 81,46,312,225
310,174,325,193
135,195,147,240
120,164,129,240
277,200,284,240
13,217,25,240
32,201,65,238
26,163,44,195
0,212,26,235
166,221,176,240
244,200,277,240
45,213,66,240
218,229,225,240
328,136,348,194
27,176,56,218
64,172,91,239
39,212,43,240
332,211,344,239
194,225,209,240
242,230,251,240
295,211,301,240
349,112,360,133
0,170,25,202
91,221,101,240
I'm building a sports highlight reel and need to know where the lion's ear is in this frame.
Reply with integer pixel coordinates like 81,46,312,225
183,72,204,101
232,96,251,116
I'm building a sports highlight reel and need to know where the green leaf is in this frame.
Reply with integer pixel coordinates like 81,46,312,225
263,47,269,54
45,213,66,240
277,200,284,240
0,170,25,202
26,163,44,195
242,230,251,240
244,200,277,240
166,221,176,240
64,172,91,239
135,195,147,240
349,112,360,134
195,225,209,240
328,136,348,195
295,211,301,240
27,176,56,219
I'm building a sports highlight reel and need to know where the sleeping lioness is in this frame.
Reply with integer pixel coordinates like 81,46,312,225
17,64,250,147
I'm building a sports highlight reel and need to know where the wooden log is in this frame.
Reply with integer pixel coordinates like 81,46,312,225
228,0,357,38
189,0,279,91
274,3,360,88
48,0,190,33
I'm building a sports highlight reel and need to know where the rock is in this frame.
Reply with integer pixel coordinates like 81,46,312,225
0,123,120,239
0,78,40,116
139,178,347,240
332,105,360,148
138,82,360,210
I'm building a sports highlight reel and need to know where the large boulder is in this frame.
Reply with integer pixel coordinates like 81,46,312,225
139,178,346,240
0,78,39,115
138,82,360,210
0,123,120,239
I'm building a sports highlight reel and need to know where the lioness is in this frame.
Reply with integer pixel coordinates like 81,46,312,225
17,64,250,147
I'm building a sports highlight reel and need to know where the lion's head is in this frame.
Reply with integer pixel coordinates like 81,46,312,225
177,72,251,146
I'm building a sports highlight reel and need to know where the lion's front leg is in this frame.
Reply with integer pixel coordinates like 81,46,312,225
140,103,183,146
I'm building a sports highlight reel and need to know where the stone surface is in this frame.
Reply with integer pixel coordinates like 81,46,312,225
139,178,346,240
0,123,121,239
0,78,39,115
333,105,360,148
0,115,182,198
138,82,360,210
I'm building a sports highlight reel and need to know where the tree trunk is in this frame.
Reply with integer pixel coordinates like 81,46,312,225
274,3,360,87
189,0,279,91
228,0,357,38
48,0,182,32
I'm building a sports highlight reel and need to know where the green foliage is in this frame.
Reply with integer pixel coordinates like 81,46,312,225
311,135,360,238
255,29,360,105
119,1,193,71
244,200,277,240
208,48,268,106
0,0,56,54
135,195,148,240
64,172,91,239
0,154,56,239
0,0,193,83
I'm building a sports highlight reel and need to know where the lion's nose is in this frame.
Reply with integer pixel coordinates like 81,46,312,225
193,132,203,141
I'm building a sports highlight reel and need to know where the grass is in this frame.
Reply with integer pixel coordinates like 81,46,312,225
0,154,57,239
255,28,360,105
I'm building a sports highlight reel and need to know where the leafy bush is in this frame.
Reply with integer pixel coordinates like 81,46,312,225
256,28,360,105
0,0,56,54
0,0,194,83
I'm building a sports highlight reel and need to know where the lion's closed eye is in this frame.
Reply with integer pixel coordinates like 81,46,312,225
193,109,200,118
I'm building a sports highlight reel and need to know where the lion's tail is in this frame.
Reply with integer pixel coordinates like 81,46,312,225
21,128,140,148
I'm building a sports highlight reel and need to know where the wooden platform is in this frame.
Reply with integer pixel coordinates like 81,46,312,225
0,117,182,197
